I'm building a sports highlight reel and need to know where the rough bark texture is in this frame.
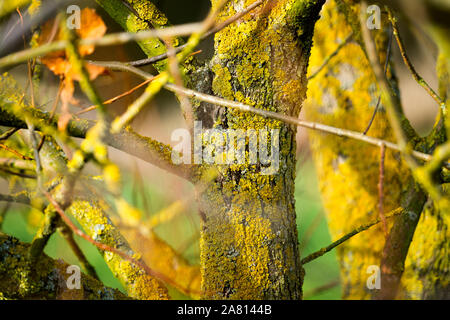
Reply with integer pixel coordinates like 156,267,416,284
192,0,324,299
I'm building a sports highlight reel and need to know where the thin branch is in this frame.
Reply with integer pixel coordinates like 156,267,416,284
363,27,394,135
389,10,444,107
301,207,404,265
0,128,19,140
304,279,340,299
0,167,36,179
300,210,325,251
0,143,33,160
164,36,194,132
111,73,169,133
308,32,354,81
128,0,264,67
0,23,204,69
378,143,388,238
75,78,153,115
90,60,446,167
360,2,417,169
0,158,35,171
57,225,100,280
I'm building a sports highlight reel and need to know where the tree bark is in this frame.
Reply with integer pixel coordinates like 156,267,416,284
193,0,325,299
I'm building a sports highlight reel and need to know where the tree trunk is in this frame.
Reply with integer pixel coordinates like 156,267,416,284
194,0,325,299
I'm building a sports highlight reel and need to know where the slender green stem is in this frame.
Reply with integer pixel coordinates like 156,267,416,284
308,32,354,80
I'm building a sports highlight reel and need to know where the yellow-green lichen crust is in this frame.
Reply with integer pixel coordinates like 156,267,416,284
0,232,128,299
305,0,411,299
68,200,169,300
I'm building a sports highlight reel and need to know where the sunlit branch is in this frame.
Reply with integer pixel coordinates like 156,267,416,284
0,23,203,69
90,60,445,167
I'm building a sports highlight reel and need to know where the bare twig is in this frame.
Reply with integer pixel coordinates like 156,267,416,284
303,279,340,299
0,143,33,160
111,73,169,132
363,27,394,135
0,128,19,140
0,157,35,171
58,225,99,280
0,167,36,179
301,207,403,265
164,36,194,132
360,2,418,171
378,143,388,238
300,211,325,250
75,78,153,116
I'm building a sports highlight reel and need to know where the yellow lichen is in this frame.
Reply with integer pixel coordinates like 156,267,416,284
196,1,327,299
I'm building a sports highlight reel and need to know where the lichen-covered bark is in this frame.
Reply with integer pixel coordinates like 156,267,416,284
192,0,325,299
400,197,450,299
96,0,177,71
0,232,128,300
305,0,409,299
67,200,169,300
0,0,33,18
306,0,449,299
119,227,201,298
